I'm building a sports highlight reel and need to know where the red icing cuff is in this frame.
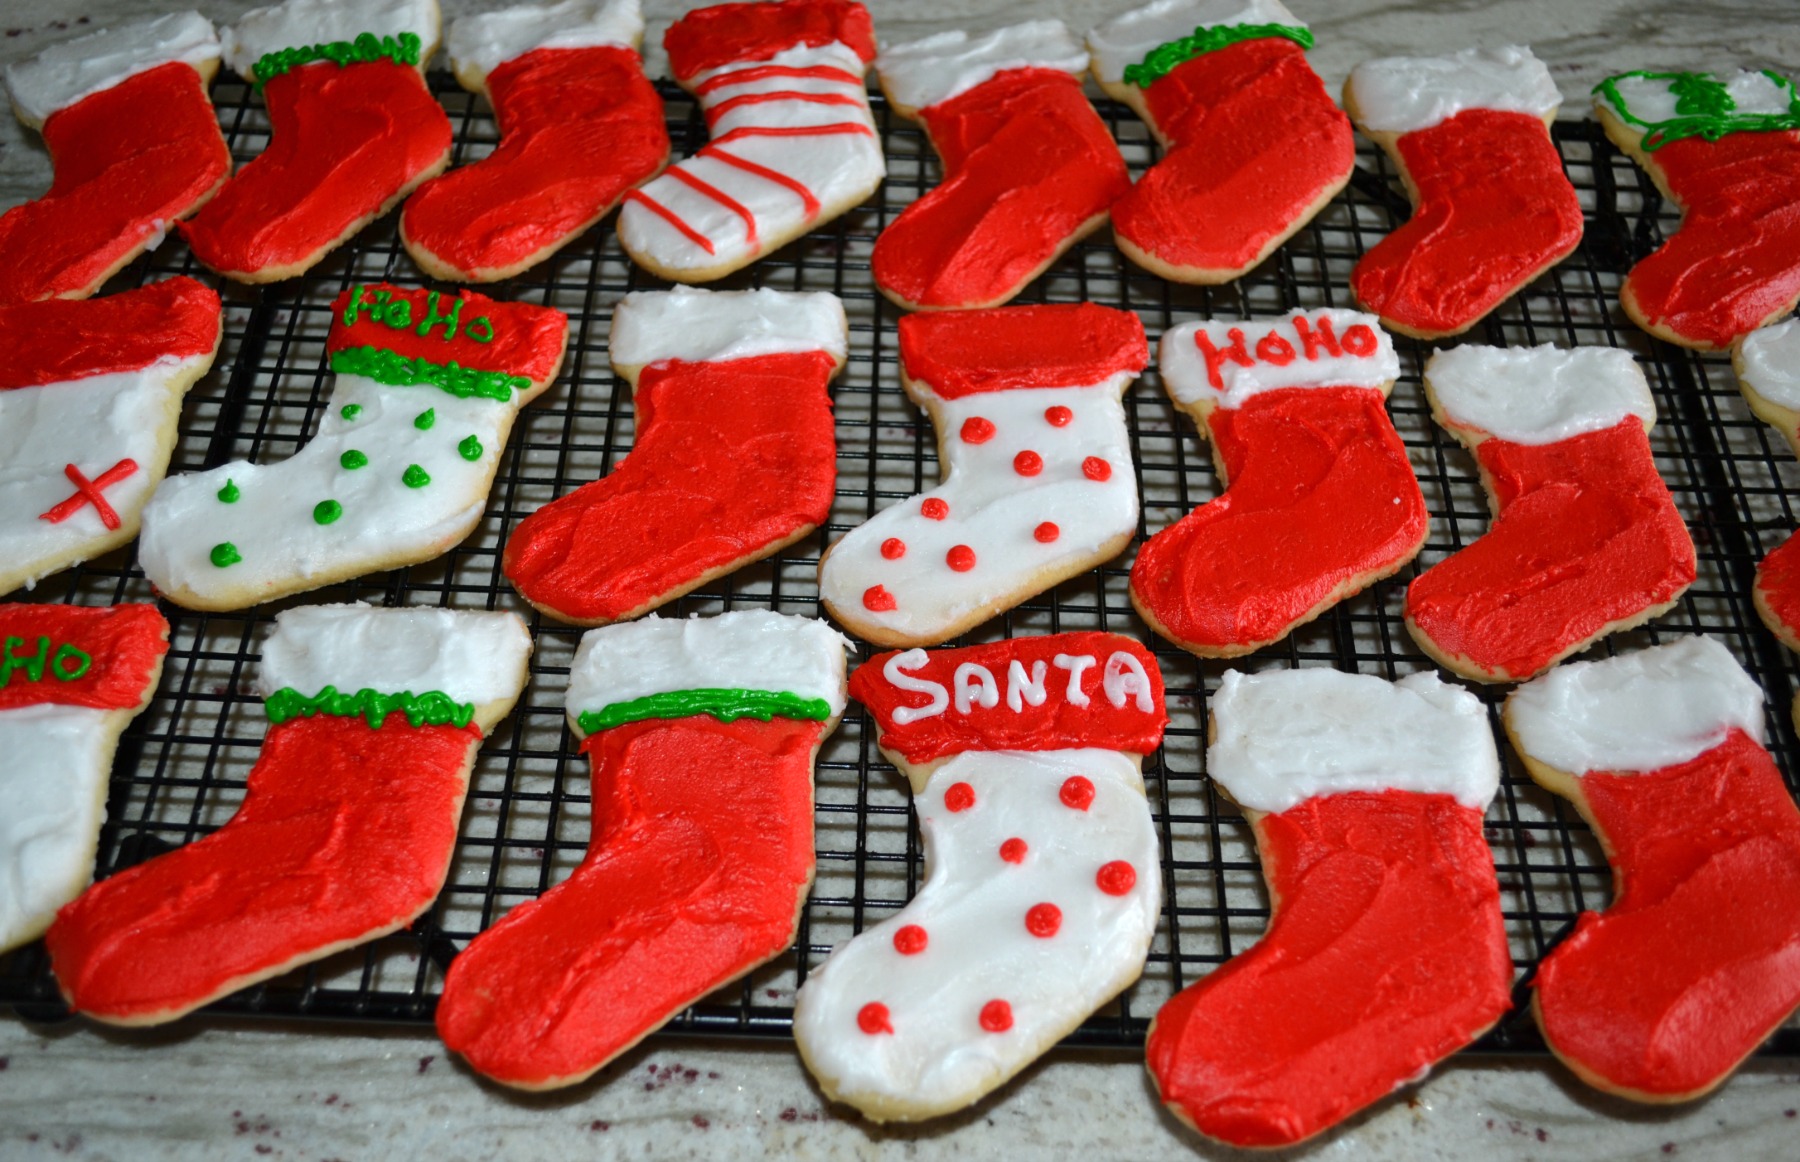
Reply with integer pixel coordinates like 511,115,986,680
664,0,876,81
0,604,168,712
326,282,568,381
897,303,1148,398
0,277,222,389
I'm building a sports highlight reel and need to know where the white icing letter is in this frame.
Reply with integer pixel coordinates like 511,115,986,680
1005,659,1048,712
1103,651,1155,712
886,650,949,725
1052,654,1096,707
954,663,1000,714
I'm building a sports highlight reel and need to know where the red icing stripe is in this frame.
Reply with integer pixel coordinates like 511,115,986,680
664,0,876,81
324,282,568,383
703,88,863,127
897,303,1148,398
664,165,759,244
0,603,168,712
620,189,718,254
694,62,860,95
39,459,139,529
710,122,875,144
700,146,822,216
0,277,221,390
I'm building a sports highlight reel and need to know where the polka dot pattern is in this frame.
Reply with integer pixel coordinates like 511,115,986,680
1013,450,1043,476
1097,861,1137,896
1045,405,1073,427
893,925,929,955
1060,775,1096,811
921,497,949,520
1000,837,1028,863
858,1002,893,1035
1034,522,1060,543
960,416,996,444
947,544,976,572
863,585,897,612
881,538,906,560
945,782,976,812
979,999,1014,1033
1025,903,1063,938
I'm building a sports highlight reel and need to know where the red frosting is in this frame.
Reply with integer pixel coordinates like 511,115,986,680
664,0,876,82
326,282,568,381
436,715,824,1087
47,715,478,1022
1405,419,1695,679
0,603,168,712
1129,386,1428,653
1147,790,1512,1148
0,62,229,307
1352,109,1583,336
872,68,1131,309
0,277,222,390
1755,529,1800,641
1534,730,1800,1098
898,303,1148,398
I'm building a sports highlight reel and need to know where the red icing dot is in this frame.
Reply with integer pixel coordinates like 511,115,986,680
960,416,996,444
979,1000,1014,1033
1034,522,1060,543
1082,456,1112,482
1044,405,1073,427
999,837,1028,864
862,585,897,612
858,1002,893,1035
1013,450,1043,477
945,782,976,812
1025,903,1063,938
880,537,906,560
1097,861,1138,896
946,544,976,572
1060,776,1096,811
893,924,929,955
920,497,949,520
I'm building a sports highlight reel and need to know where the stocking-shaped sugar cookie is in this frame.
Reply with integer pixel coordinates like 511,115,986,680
0,604,168,955
0,278,224,597
871,22,1130,310
1087,0,1353,283
1129,309,1427,657
1149,667,1510,1148
47,604,531,1025
795,633,1165,1122
1733,320,1800,652
0,12,230,306
437,610,847,1090
504,287,843,626
181,0,452,282
1344,46,1582,339
1406,345,1695,682
1507,637,1800,1101
1594,68,1800,349
139,283,566,611
819,304,1147,647
617,0,884,281
400,0,669,282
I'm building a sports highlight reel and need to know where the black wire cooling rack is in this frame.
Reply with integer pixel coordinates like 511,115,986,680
5,73,1800,1060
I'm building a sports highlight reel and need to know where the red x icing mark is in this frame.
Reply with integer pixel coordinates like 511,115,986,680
39,459,139,531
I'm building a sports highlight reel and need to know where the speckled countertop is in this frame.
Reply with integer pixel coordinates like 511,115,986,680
4,2,1800,1159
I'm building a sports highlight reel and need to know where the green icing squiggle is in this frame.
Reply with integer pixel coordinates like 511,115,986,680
265,684,475,729
1595,69,1800,151
1122,23,1313,88
253,31,422,87
577,688,832,734
331,345,527,403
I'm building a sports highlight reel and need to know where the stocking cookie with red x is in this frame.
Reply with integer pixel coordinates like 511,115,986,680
1733,320,1800,652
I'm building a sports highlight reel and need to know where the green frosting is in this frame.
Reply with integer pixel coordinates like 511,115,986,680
1122,22,1313,88
414,408,436,430
342,404,363,420
252,31,422,87
217,479,240,504
330,345,526,403
341,449,369,470
210,542,241,568
457,434,483,462
1595,69,1800,150
577,688,833,734
403,464,431,488
313,499,343,525
264,684,475,730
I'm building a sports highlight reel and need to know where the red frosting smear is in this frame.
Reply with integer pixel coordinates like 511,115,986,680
872,69,1131,309
48,715,477,1022
1147,790,1511,1148
1405,420,1695,679
0,277,221,390
1352,109,1583,336
898,303,1147,399
664,0,876,81
181,60,451,277
0,603,167,712
1113,38,1353,275
1755,529,1800,641
1534,730,1800,1098
436,715,824,1087
325,282,568,382
0,62,229,307
851,632,1167,763
1130,386,1427,653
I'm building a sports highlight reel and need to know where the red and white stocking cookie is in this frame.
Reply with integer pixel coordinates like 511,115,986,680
1345,46,1583,339
794,633,1165,1122
400,0,669,282
0,604,169,955
47,603,532,1026
1087,0,1353,283
1506,637,1800,1101
1129,309,1427,657
818,304,1147,647
436,610,848,1090
181,0,453,283
1149,666,1510,1148
1406,345,1695,682
0,12,230,305
1733,320,1800,652
617,0,884,281
870,22,1130,311
0,278,224,597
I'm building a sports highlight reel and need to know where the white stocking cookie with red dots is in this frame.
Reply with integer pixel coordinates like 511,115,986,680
1732,320,1800,654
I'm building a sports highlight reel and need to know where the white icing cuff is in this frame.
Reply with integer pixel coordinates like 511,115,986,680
1599,69,1794,126
609,288,848,368
1736,317,1800,412
4,11,219,127
447,0,641,81
1161,310,1399,409
1087,0,1301,86
877,21,1086,111
1425,345,1655,445
256,603,532,706
1347,45,1561,134
1506,637,1766,776
1208,668,1499,813
223,0,441,79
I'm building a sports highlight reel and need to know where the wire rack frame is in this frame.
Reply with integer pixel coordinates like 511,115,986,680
4,74,1799,1060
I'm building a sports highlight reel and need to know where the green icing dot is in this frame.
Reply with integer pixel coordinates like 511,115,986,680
210,542,241,568
217,479,240,504
414,408,436,430
341,404,362,420
340,449,368,470
403,464,431,488
314,499,343,525
458,435,483,461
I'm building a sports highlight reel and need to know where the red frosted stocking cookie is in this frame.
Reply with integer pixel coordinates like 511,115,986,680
1087,0,1353,283
181,0,452,283
1129,309,1427,656
436,610,847,1090
47,603,531,1026
1345,46,1583,339
1406,345,1695,682
0,12,230,305
870,22,1130,310
1594,68,1800,349
819,304,1146,647
794,634,1165,1121
1506,637,1800,1101
1733,320,1800,652
504,287,844,626
400,0,669,282
0,604,168,955
1149,666,1510,1148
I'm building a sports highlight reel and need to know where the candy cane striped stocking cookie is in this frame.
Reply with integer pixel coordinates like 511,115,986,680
139,283,567,611
616,0,884,281
1733,320,1800,653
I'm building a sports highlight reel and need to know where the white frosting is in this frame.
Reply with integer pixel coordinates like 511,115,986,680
1087,0,1302,86
222,0,441,80
256,602,531,706
877,21,1086,112
608,287,848,368
1506,637,1766,776
447,0,641,83
1160,310,1399,409
1425,345,1656,444
1207,668,1500,813
3,11,219,128
1347,45,1562,134
1599,69,1795,126
793,747,1159,1115
0,705,116,953
1736,317,1800,412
